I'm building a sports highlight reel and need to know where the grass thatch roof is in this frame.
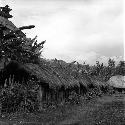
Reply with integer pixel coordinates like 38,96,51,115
0,59,92,89
107,75,125,88
77,74,92,88
91,79,108,87
24,63,80,89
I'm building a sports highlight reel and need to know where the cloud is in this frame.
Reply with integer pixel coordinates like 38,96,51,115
97,56,124,66
0,0,2,5
1,0,123,65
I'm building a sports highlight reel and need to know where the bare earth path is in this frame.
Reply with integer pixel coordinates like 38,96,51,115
0,93,125,125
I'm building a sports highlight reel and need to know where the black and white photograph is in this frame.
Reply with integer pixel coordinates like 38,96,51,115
0,0,124,124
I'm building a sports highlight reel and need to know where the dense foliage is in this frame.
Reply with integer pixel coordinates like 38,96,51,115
0,29,45,64
48,58,124,82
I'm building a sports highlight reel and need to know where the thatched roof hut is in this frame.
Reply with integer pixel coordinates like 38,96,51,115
0,59,94,102
107,75,125,88
0,60,80,89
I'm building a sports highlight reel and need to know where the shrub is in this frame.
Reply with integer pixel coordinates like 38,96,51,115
0,76,40,114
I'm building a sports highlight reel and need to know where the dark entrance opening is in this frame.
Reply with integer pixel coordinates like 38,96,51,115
0,61,30,87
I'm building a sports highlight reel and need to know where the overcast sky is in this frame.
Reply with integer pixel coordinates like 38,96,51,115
1,0,124,65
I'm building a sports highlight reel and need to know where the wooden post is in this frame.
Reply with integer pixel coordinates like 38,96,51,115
37,86,43,111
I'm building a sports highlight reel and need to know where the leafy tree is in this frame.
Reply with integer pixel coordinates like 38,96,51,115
0,5,46,64
115,61,125,75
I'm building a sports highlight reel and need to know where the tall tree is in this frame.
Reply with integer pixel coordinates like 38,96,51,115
0,5,45,65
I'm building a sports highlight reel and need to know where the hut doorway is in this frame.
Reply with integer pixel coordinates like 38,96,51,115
0,61,30,87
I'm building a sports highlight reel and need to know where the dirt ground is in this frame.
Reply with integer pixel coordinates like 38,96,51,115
0,93,125,125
